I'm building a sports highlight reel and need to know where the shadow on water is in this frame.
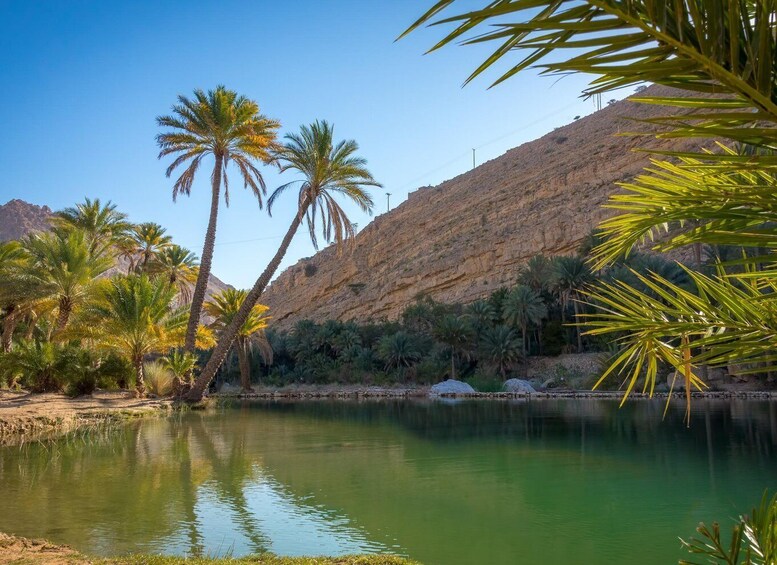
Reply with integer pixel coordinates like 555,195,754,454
0,398,775,564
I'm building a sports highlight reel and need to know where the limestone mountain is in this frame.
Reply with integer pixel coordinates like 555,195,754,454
261,85,705,328
0,199,230,299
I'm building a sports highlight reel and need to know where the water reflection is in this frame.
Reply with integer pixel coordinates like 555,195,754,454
0,399,775,565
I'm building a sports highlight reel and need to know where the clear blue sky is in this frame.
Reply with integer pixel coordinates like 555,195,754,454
0,0,619,288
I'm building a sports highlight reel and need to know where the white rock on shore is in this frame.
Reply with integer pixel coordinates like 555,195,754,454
503,379,537,394
429,379,476,395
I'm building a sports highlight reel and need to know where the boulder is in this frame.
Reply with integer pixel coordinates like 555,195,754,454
503,379,537,394
429,379,476,395
217,382,243,395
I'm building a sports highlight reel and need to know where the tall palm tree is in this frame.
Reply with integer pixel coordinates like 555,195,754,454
75,274,186,397
185,120,380,401
433,315,474,379
53,198,131,255
518,255,554,295
502,285,547,372
377,331,421,370
148,244,199,303
23,229,111,333
132,222,172,271
204,289,272,392
552,256,594,352
156,86,281,356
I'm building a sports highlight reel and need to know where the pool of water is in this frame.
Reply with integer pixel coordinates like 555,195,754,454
1,398,776,564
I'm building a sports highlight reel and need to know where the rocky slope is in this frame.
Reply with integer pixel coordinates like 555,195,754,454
0,199,230,298
261,86,705,328
0,200,52,241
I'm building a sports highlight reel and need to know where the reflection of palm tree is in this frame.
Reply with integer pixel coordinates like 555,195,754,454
189,416,270,554
171,421,204,556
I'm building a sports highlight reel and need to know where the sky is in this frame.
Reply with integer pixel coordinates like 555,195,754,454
0,0,622,288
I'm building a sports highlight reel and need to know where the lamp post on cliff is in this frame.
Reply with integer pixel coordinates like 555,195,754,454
386,192,391,213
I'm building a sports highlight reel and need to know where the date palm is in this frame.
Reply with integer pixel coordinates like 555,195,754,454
405,1,777,404
156,86,280,356
433,315,474,379
75,274,186,397
148,244,199,304
53,198,131,255
132,222,172,271
552,256,594,352
0,241,29,352
204,289,272,392
502,284,547,374
479,325,522,379
185,120,380,401
23,229,111,333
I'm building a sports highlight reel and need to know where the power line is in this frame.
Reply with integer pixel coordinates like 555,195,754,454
214,235,285,246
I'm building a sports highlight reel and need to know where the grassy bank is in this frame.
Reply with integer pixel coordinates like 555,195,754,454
0,532,418,564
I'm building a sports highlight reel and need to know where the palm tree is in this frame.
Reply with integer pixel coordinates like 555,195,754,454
185,120,379,401
156,86,281,356
148,244,199,303
502,285,547,370
23,229,111,333
204,289,272,392
479,325,522,379
0,241,28,352
76,274,186,397
518,255,554,295
160,349,198,394
377,331,421,370
132,222,172,271
433,315,474,379
552,256,594,352
53,198,131,255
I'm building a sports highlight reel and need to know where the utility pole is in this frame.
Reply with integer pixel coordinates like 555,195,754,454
385,192,391,213
472,148,476,170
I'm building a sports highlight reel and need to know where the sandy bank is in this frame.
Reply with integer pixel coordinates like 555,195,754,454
0,391,171,445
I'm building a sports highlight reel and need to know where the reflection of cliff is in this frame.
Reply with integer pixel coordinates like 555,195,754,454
262,86,707,328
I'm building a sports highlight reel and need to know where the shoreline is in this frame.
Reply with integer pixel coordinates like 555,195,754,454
0,391,172,446
2,386,776,446
214,385,777,401
0,532,417,564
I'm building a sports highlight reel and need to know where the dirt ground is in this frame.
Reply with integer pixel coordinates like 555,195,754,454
0,532,84,564
0,390,171,445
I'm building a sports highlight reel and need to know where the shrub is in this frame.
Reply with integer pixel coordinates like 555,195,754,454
143,361,172,396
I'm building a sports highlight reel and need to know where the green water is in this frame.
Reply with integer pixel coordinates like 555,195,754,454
1,399,776,564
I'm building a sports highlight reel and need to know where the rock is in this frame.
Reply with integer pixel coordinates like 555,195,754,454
503,379,537,394
429,379,476,395
654,382,670,393
541,378,557,389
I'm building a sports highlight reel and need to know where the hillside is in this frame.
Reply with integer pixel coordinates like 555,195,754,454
0,199,230,299
261,85,705,328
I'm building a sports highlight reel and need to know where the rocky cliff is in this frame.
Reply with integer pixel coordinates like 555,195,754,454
261,86,705,328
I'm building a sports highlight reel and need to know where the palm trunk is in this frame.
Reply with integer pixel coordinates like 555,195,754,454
56,297,71,332
134,356,146,398
2,305,17,352
450,349,456,380
185,206,306,402
521,321,528,377
236,337,252,392
184,154,223,354
573,297,582,353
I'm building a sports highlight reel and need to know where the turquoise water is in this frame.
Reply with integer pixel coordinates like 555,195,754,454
0,398,775,564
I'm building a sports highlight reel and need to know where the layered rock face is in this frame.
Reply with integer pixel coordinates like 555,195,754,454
261,86,705,329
